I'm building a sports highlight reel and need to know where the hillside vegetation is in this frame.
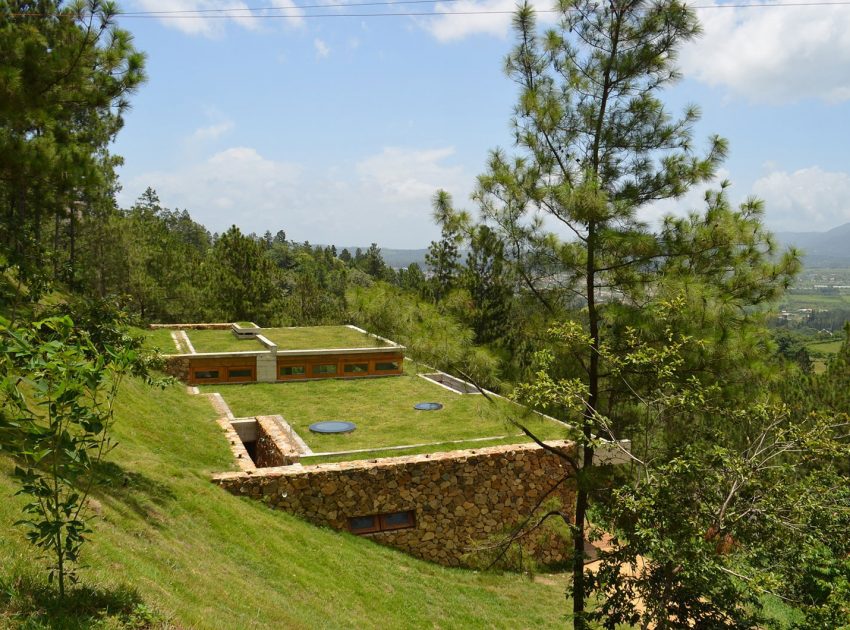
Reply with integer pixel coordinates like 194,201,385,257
0,377,570,629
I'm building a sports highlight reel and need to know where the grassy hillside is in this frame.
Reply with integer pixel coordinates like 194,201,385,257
0,377,571,629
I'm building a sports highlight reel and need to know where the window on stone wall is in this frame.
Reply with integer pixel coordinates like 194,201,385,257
348,510,415,535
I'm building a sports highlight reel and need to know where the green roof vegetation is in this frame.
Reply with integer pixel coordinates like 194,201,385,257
0,377,573,629
176,325,390,354
201,365,566,457
260,325,391,350
185,329,265,353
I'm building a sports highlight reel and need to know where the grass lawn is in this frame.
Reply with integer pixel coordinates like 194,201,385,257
141,328,178,353
184,325,389,353
261,325,391,350
781,292,850,309
0,377,574,629
805,339,844,355
202,367,567,455
185,329,265,353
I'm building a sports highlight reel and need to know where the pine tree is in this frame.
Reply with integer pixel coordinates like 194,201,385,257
476,1,797,623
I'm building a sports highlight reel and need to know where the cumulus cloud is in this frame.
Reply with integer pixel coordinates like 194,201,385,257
356,147,466,203
133,0,303,37
422,0,555,42
314,38,331,58
752,166,850,231
124,147,302,229
122,146,471,247
681,2,850,104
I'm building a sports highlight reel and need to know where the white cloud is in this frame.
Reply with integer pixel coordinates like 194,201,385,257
356,147,466,203
125,147,302,228
681,2,850,104
422,0,554,42
314,38,331,58
122,146,471,247
752,166,850,231
189,120,233,142
134,0,303,37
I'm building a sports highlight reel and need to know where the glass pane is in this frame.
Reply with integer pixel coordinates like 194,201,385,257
382,511,414,529
313,364,337,375
195,370,219,379
280,366,305,376
344,363,369,373
375,362,399,372
349,515,377,533
229,368,252,378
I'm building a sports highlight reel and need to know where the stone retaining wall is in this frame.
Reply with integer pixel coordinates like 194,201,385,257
212,440,576,567
255,416,299,467
163,356,191,382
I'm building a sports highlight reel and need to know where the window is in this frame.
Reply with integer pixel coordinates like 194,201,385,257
348,515,380,534
343,363,369,374
228,368,252,378
280,365,306,377
349,511,415,535
374,361,400,372
313,364,337,376
194,370,219,380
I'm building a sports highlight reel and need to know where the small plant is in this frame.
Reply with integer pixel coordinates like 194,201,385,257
0,314,143,598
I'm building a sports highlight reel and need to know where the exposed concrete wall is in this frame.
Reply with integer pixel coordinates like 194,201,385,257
256,353,277,383
212,440,576,567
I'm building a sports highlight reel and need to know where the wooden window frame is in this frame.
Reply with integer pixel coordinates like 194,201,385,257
279,365,306,379
227,367,254,381
349,510,415,535
193,369,221,381
374,361,401,372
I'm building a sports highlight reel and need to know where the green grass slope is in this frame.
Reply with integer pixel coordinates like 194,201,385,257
0,377,570,629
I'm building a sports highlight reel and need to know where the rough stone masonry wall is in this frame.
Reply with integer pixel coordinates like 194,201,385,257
254,416,295,468
212,440,576,567
163,356,190,382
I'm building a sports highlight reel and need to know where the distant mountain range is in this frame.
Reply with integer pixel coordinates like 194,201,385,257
336,222,850,270
775,222,850,268
335,246,429,269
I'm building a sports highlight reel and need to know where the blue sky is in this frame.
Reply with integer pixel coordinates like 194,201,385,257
113,1,850,248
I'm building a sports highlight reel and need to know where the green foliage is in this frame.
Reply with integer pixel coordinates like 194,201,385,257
0,0,146,282
347,282,501,388
0,310,155,597
425,191,465,302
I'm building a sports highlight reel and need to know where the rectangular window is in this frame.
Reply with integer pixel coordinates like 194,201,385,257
374,361,400,372
343,363,369,374
349,511,415,535
228,368,252,379
380,511,416,531
348,515,379,534
313,364,337,376
194,370,220,380
280,365,306,377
